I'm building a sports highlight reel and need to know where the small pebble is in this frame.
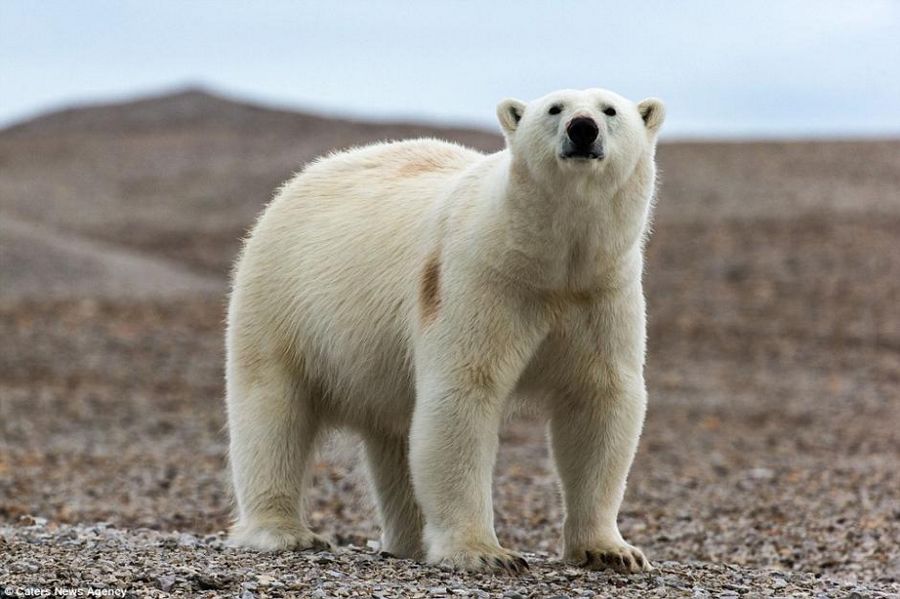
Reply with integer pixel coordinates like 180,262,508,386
156,575,176,592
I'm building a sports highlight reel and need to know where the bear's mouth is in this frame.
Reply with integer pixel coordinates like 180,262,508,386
560,149,605,161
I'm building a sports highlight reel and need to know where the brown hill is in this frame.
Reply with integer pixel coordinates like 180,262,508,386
2,90,898,346
0,89,503,286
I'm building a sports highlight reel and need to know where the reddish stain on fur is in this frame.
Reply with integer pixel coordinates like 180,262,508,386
420,252,442,324
464,363,495,393
397,148,462,177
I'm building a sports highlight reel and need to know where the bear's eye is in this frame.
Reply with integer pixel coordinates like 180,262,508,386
548,105,562,115
603,107,617,117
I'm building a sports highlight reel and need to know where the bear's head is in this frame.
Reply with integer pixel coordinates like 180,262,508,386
496,89,664,188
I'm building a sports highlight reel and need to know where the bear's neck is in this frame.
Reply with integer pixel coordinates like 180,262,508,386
484,151,653,293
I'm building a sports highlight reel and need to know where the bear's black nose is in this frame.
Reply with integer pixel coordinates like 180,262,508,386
566,117,599,148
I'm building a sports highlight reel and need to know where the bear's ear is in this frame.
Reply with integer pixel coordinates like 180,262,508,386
638,98,665,134
496,98,526,135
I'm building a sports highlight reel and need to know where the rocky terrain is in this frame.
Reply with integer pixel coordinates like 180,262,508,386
1,89,898,597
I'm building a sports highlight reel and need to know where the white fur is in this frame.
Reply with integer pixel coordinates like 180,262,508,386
225,88,665,573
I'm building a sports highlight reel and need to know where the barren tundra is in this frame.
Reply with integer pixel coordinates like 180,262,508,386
1,90,898,597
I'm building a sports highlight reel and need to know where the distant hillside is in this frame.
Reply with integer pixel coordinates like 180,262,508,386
1,87,504,147
0,88,504,294
1,88,898,352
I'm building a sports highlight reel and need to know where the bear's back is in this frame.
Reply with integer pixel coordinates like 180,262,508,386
301,138,483,188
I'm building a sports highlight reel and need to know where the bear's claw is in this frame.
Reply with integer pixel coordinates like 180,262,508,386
229,524,334,553
578,544,651,574
435,544,529,573
480,553,529,574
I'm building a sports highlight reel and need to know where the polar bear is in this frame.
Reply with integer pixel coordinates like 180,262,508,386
225,88,665,573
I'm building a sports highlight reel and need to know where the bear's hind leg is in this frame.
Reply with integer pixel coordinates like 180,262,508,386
363,433,425,559
226,357,332,552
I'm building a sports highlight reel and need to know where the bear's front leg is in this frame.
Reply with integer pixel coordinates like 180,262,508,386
550,388,650,573
409,278,548,573
550,282,652,574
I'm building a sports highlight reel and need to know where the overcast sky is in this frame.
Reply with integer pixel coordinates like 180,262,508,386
1,1,899,138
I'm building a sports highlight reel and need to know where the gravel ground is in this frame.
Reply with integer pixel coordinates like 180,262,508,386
3,521,897,598
1,92,898,596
